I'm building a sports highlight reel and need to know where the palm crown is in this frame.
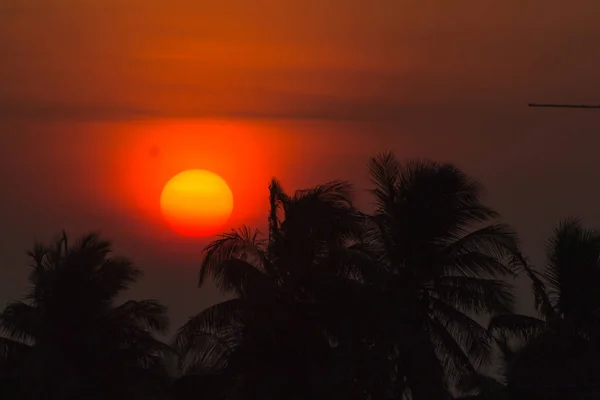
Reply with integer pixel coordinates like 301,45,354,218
488,218,600,399
174,178,367,399
0,233,171,400
362,152,519,399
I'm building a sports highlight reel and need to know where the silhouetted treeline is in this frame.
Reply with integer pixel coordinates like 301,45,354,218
2,152,600,400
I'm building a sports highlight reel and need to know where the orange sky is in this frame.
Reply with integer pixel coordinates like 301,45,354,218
2,0,600,120
1,0,600,331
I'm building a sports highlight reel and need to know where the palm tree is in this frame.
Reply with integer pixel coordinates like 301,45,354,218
0,232,172,400
361,152,519,400
173,179,375,400
488,218,600,399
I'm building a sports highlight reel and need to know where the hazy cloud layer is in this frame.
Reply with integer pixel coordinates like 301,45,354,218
2,0,600,122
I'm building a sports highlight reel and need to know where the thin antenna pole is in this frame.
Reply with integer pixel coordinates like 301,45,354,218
529,103,600,109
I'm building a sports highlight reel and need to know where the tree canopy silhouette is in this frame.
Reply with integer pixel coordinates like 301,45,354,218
488,218,600,399
358,153,519,400
173,153,522,400
0,232,172,400
173,179,375,399
2,152,599,400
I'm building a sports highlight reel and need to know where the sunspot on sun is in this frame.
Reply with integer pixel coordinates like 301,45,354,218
160,169,234,237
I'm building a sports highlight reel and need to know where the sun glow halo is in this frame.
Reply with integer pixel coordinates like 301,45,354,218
160,169,234,237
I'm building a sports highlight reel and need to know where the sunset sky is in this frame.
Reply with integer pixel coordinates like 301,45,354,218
1,0,600,331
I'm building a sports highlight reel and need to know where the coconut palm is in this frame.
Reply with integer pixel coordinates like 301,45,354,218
488,218,600,399
173,179,378,400
0,232,172,400
361,152,519,400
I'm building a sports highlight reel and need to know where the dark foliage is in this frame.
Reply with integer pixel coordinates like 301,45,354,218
2,152,599,400
0,233,172,400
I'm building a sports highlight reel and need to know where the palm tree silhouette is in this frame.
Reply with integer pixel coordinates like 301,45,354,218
0,232,172,400
361,152,519,400
489,218,600,399
174,179,370,399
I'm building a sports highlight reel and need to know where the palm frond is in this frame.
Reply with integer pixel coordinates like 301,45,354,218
0,336,31,360
443,224,519,278
214,259,274,297
199,226,270,290
445,252,515,281
328,241,383,282
431,276,515,316
65,233,113,272
282,179,361,244
93,257,143,301
488,314,546,342
26,241,50,270
293,180,354,205
173,299,244,373
544,218,582,297
26,232,141,309
27,241,56,290
359,213,396,268
268,178,290,206
117,326,174,368
494,335,525,383
368,151,400,212
111,300,170,334
394,160,499,232
0,301,39,343
368,158,505,277
73,232,111,253
429,298,493,368
173,299,244,352
510,252,557,320
427,316,477,385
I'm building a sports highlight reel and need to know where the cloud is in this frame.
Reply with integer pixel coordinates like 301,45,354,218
0,98,404,123
3,0,600,124
0,101,161,122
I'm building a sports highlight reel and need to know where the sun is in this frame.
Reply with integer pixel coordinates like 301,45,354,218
160,169,234,237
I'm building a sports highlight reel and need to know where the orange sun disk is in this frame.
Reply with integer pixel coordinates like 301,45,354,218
160,169,234,237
